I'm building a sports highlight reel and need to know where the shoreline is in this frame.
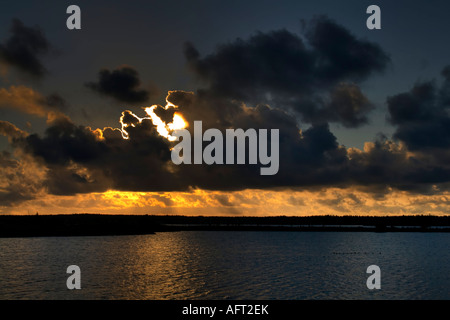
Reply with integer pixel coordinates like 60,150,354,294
0,214,449,238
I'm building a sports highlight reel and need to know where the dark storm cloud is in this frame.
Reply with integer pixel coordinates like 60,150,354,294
165,90,450,193
24,114,108,166
16,113,114,195
5,90,346,195
387,66,450,151
3,87,450,201
86,66,157,103
347,136,450,194
184,16,389,128
302,16,389,83
0,19,51,77
16,111,179,195
379,66,450,192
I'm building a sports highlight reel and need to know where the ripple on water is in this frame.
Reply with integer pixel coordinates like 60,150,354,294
0,232,449,299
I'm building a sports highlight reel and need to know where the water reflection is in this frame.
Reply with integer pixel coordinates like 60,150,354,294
0,231,449,299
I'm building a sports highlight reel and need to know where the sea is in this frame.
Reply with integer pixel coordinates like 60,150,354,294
0,231,448,300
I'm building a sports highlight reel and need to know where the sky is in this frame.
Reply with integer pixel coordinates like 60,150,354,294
1,0,450,216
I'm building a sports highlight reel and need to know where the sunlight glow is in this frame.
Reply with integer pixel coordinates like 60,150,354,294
119,94,188,141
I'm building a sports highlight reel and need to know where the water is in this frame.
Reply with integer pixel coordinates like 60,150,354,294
0,231,448,300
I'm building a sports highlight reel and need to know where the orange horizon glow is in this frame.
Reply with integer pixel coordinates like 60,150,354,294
2,188,450,217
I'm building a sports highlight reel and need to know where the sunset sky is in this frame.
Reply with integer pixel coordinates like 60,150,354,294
1,0,450,216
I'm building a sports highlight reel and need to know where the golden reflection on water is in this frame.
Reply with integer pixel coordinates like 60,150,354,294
113,232,208,299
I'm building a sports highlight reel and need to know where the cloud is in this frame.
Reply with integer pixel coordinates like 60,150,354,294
325,83,374,127
0,150,46,206
2,86,448,201
162,90,352,189
302,16,389,83
184,16,389,127
16,110,177,196
2,90,334,195
0,85,67,117
387,67,450,151
348,137,450,194
0,120,28,140
0,19,51,77
85,66,158,103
